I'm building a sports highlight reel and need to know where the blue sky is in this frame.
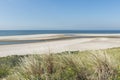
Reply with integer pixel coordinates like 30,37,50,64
0,0,120,30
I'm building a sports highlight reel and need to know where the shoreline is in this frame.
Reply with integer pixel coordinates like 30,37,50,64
1,34,120,57
1,33,120,41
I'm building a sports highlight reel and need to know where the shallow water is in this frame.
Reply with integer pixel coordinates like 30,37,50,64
1,30,120,36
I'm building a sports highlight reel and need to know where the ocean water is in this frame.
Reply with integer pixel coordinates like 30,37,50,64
0,30,120,36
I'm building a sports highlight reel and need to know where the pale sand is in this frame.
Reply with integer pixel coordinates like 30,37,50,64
0,34,67,41
0,34,120,57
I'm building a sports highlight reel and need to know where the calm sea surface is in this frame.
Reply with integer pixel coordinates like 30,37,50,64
1,30,120,36
0,30,120,45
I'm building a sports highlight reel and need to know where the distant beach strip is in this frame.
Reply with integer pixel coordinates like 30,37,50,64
1,34,120,45
0,34,120,57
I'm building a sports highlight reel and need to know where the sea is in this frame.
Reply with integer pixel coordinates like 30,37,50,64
0,30,120,45
0,30,120,36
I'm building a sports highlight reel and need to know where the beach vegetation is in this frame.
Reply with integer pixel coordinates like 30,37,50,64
0,47,120,80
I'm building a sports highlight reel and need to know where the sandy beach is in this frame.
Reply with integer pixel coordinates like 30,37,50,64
0,34,120,57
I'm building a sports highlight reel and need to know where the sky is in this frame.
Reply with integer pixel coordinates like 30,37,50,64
0,0,120,30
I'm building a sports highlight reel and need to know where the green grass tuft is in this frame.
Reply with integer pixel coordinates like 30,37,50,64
1,48,120,80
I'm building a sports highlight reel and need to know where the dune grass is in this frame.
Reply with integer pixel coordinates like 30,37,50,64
1,47,120,80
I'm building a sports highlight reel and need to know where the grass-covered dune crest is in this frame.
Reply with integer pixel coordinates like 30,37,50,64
1,48,120,80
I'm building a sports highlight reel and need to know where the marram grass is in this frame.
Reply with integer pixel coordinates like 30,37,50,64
1,48,120,80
